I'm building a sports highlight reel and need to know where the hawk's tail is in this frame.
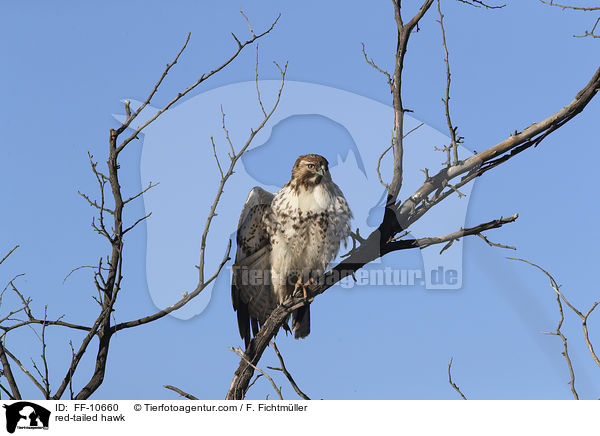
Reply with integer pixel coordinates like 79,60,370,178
292,304,310,339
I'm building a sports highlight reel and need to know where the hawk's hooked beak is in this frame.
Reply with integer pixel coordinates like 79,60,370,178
316,166,326,176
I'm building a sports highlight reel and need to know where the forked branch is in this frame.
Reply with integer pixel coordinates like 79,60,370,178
508,258,600,370
113,61,287,333
267,342,310,400
0,11,282,401
226,4,600,397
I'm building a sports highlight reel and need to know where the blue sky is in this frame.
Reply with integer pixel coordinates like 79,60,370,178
1,0,599,400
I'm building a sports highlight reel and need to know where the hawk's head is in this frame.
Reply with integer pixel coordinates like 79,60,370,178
291,154,331,189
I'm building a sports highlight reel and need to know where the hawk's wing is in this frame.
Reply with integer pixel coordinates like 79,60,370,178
232,187,277,349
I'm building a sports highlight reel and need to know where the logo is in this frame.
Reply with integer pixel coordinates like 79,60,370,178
3,402,50,433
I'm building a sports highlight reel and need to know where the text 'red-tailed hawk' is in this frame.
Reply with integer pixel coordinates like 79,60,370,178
232,154,352,348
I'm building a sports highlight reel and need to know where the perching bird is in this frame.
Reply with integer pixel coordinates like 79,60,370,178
232,154,352,349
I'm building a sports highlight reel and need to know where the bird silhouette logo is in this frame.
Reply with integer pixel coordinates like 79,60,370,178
3,402,50,433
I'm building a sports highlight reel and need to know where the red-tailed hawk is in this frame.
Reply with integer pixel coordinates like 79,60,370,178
232,154,352,348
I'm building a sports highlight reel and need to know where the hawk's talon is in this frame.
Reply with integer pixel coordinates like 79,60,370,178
292,275,304,298
292,276,312,304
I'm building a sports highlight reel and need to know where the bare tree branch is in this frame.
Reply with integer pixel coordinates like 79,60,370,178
448,357,467,399
508,258,600,371
376,123,424,190
1,319,92,336
394,64,600,234
39,307,51,399
226,213,518,399
0,383,15,400
68,341,75,400
115,13,281,153
267,342,310,400
53,293,118,399
476,232,516,250
0,246,19,266
542,293,579,399
113,61,287,334
1,279,92,337
361,42,393,91
114,32,191,139
255,45,267,117
2,345,46,396
198,61,287,286
457,0,506,8
62,264,109,285
226,28,600,397
112,240,231,332
539,1,600,11
123,181,159,205
387,0,435,214
164,384,199,400
229,347,282,400
44,13,284,400
387,213,518,252
437,0,460,165
2,1,598,403
78,191,114,215
575,16,600,38
0,341,21,400
540,1,600,38
123,212,152,235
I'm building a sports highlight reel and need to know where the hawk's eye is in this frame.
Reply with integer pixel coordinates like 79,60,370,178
307,164,315,170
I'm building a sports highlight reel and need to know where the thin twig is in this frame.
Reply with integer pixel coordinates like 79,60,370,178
112,240,231,332
575,16,600,39
247,374,264,391
123,181,160,205
0,383,15,400
255,45,267,117
448,358,467,399
361,42,393,91
376,123,424,189
116,14,281,153
1,318,91,335
542,294,579,399
198,61,287,286
540,0,600,39
240,9,257,37
164,384,198,400
68,341,75,400
508,258,600,370
63,264,109,284
211,137,225,179
0,246,19,266
389,213,518,252
3,346,46,396
437,0,460,165
476,232,516,250
229,347,282,400
113,62,287,335
123,212,152,234
458,0,505,8
267,342,310,400
539,0,599,11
